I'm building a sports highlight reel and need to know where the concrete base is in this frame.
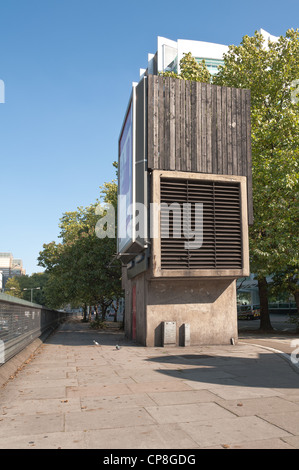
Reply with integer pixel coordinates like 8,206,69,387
123,269,238,347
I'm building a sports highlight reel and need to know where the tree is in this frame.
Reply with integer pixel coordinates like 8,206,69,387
270,267,299,312
161,52,211,83
17,272,49,305
213,29,299,330
4,276,22,298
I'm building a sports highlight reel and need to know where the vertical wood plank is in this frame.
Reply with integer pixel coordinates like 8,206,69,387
201,83,207,173
196,82,202,173
169,77,176,170
147,75,154,169
245,89,253,225
164,76,170,170
185,80,191,171
158,75,165,169
226,87,232,174
153,75,159,169
211,85,217,174
231,87,237,175
221,86,227,175
236,87,242,175
191,80,197,172
216,85,223,174
241,89,247,176
206,84,212,173
180,79,186,172
175,78,181,171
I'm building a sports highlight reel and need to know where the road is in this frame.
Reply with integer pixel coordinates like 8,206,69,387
238,313,295,333
238,313,299,357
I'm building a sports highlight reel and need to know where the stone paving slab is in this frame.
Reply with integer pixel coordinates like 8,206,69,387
179,416,291,448
214,396,299,417
258,411,299,435
147,389,217,406
80,393,157,411
0,412,64,439
144,402,234,424
0,317,299,450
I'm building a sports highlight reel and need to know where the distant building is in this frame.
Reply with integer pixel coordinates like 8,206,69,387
0,253,26,289
11,258,25,277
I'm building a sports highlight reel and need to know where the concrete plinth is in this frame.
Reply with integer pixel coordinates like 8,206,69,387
123,270,238,347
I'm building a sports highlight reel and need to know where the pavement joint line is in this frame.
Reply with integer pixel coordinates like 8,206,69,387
256,413,297,438
240,341,299,375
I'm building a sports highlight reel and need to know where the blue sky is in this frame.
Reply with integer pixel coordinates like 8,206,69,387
0,0,298,275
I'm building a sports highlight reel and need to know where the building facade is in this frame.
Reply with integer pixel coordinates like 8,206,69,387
0,253,25,289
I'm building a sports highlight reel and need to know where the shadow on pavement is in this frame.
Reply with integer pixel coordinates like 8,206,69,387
146,352,299,390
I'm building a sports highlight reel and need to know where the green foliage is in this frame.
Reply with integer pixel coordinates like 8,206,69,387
180,53,211,83
17,272,49,304
270,267,299,322
4,276,23,298
161,52,211,83
4,273,50,304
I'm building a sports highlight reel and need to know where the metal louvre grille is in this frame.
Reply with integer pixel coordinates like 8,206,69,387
160,178,242,270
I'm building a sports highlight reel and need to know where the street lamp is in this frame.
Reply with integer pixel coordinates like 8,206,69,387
23,287,40,303
3,287,16,294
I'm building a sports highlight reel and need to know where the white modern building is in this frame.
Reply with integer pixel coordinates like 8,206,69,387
152,36,228,75
143,29,279,79
144,36,227,78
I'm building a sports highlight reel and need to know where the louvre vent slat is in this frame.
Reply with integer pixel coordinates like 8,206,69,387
160,178,242,270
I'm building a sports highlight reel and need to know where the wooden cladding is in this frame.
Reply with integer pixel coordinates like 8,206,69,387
147,75,253,225
160,178,242,270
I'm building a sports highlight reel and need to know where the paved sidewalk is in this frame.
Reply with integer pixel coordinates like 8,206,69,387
0,317,299,449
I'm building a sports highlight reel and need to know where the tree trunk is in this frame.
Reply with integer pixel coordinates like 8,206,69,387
258,277,273,331
101,304,107,322
113,299,119,322
294,292,299,332
88,306,92,322
82,304,87,322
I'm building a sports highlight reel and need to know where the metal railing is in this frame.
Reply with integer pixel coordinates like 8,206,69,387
0,293,67,365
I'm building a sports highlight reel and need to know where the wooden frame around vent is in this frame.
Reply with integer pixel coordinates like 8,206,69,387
151,170,250,279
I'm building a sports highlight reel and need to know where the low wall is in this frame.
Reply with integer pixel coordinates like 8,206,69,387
0,293,67,367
